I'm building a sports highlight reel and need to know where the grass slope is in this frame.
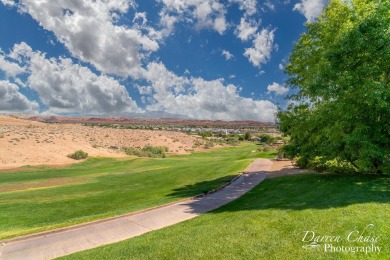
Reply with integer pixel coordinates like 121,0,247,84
0,143,272,239
63,174,390,260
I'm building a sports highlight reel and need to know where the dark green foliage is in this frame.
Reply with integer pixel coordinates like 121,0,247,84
123,145,168,158
226,137,239,145
261,146,271,152
258,134,276,145
278,0,390,174
204,142,214,149
244,132,251,140
67,150,88,160
198,131,213,138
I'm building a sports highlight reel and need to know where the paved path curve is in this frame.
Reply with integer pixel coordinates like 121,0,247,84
0,159,273,260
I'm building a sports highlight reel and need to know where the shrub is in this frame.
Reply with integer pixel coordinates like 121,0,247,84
68,150,88,160
204,141,214,149
258,134,276,145
198,131,213,138
226,137,239,146
193,140,203,148
258,145,271,152
263,146,271,152
143,145,168,157
124,145,168,158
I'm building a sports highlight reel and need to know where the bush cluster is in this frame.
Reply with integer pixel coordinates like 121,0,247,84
204,141,214,149
258,145,271,152
258,134,276,144
124,145,168,158
67,150,88,160
304,157,358,174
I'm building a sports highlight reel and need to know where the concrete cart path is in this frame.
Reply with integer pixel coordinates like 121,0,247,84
0,159,273,260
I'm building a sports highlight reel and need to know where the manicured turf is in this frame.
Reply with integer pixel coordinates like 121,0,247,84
0,143,273,239
63,173,390,260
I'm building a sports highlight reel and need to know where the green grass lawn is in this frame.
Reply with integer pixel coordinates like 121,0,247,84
0,143,273,239
62,173,390,260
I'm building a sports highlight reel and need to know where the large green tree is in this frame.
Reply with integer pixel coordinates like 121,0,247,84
278,0,390,173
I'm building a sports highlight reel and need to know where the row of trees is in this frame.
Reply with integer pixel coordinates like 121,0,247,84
278,0,389,173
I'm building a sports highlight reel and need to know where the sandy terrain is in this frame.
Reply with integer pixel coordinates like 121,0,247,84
0,115,206,169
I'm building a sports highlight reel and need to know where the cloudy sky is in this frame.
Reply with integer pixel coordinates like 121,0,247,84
0,0,326,122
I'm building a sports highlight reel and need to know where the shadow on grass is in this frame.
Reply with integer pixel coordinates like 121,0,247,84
222,173,390,212
167,166,390,214
168,175,238,199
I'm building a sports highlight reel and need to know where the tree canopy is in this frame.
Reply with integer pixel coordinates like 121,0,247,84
278,0,390,173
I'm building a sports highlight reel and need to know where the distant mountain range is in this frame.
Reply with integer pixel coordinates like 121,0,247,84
7,111,276,129
124,111,192,119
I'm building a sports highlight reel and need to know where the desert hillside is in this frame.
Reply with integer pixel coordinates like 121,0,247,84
0,115,205,169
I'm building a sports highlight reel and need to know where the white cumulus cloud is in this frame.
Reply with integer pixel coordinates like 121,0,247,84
244,28,275,68
293,0,326,22
222,50,234,61
229,0,258,16
235,17,259,42
267,82,289,95
0,54,25,78
1,42,141,115
0,0,16,6
263,1,275,11
0,80,39,113
159,12,178,37
7,0,161,78
161,0,227,35
142,62,277,121
27,53,140,114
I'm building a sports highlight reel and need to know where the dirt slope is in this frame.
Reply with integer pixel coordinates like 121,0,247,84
0,115,204,169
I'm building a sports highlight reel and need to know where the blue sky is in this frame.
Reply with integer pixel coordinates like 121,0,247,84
0,0,326,122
